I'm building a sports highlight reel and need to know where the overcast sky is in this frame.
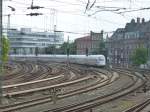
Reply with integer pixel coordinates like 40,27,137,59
3,0,150,41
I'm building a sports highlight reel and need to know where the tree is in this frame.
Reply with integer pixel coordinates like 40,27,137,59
0,35,10,104
59,42,68,54
93,40,106,55
131,47,148,66
59,42,76,54
69,42,76,54
1,35,10,63
45,46,55,54
45,42,76,55
35,47,39,56
99,40,105,54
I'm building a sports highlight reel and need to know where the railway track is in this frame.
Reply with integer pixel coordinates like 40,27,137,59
1,70,143,112
0,61,146,112
0,64,111,112
0,76,102,112
3,61,37,84
42,69,145,112
123,99,150,112
2,75,65,94
2,63,89,95
3,61,62,85
3,75,92,96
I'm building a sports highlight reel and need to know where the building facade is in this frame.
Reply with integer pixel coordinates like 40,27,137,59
8,28,64,55
75,36,91,55
75,31,103,55
106,18,150,67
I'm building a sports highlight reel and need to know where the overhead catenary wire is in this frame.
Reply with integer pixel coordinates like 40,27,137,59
117,7,150,14
88,5,150,16
7,0,149,19
2,22,89,35
5,0,150,36
85,0,97,13
8,0,85,14
3,5,125,26
96,6,127,9
3,5,125,28
75,0,87,4
89,8,126,16
9,0,150,14
47,0,85,6
11,0,85,7
85,0,90,13
3,22,115,35
8,0,84,13
89,0,96,9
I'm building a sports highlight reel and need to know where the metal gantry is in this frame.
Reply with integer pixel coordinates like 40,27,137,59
54,25,57,56
67,36,70,68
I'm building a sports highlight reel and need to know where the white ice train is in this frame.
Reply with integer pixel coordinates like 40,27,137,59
10,55,106,67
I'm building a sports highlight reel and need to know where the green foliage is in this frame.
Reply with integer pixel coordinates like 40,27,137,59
45,42,76,55
131,47,148,66
93,40,106,55
1,35,10,62
68,42,76,54
35,47,39,56
59,42,76,54
59,42,68,54
99,40,105,52
45,46,55,54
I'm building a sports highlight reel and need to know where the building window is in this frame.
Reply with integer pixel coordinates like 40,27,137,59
30,48,33,54
14,48,17,54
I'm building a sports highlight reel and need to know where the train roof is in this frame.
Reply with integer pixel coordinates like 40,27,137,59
10,54,105,58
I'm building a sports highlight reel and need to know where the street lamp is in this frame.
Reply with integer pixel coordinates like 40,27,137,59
67,36,70,68
54,25,56,55
0,0,2,104
7,6,15,34
147,41,149,58
8,6,15,11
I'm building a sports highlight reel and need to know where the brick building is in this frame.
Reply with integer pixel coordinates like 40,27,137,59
106,18,150,67
75,36,91,55
75,31,103,55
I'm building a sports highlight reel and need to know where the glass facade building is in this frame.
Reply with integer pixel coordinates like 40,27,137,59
7,28,64,54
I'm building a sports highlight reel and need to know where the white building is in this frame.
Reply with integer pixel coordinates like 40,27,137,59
7,28,64,54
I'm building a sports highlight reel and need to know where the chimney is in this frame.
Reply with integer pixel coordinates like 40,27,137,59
131,19,135,23
142,18,145,23
137,17,140,23
100,30,104,40
90,31,93,38
100,30,104,35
